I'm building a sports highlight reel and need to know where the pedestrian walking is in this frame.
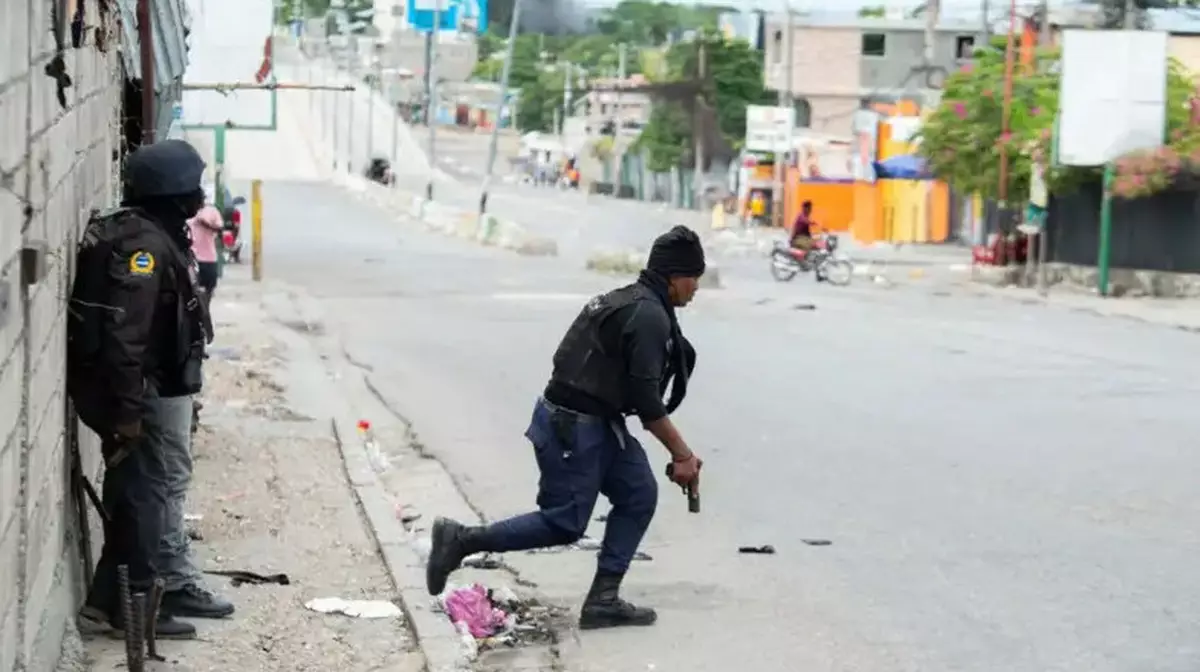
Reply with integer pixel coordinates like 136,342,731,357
425,226,706,630
67,139,230,640
188,202,222,310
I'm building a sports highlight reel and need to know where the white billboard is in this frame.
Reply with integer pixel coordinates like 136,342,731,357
181,0,276,129
1057,29,1167,167
745,105,795,153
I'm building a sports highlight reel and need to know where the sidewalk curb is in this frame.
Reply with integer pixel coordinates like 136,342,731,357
964,279,1200,332
585,248,723,289
330,414,471,672
253,280,473,672
334,173,560,257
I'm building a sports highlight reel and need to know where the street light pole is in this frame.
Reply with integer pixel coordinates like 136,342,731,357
478,0,524,232
425,0,443,201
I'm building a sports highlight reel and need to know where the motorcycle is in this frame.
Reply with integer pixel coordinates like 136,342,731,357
220,196,247,263
769,235,854,285
365,157,396,186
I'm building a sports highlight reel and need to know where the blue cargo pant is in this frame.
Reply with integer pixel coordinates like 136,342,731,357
479,398,659,575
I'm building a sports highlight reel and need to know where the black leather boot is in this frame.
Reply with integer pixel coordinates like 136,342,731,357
425,518,488,595
579,571,657,630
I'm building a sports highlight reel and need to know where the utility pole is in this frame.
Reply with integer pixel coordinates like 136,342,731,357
980,0,990,48
137,0,155,145
562,61,573,140
1123,0,1136,29
772,9,793,227
425,0,443,201
693,38,707,210
921,0,939,243
367,42,378,159
479,0,524,231
613,43,627,192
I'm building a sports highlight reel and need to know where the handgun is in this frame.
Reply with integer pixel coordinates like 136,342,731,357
665,463,701,513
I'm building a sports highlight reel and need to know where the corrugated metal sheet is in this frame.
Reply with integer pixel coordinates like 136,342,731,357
116,0,190,88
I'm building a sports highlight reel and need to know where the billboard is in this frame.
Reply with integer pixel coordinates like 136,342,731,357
745,105,795,153
1058,29,1167,167
407,0,487,33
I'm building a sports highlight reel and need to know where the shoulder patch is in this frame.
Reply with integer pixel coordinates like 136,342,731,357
129,250,156,276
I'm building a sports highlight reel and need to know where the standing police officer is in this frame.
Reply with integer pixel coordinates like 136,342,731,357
425,225,707,630
69,139,218,639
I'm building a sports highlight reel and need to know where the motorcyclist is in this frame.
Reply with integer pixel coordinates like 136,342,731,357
789,200,817,256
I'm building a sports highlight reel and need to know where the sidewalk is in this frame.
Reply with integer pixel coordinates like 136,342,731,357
82,271,425,671
967,282,1200,331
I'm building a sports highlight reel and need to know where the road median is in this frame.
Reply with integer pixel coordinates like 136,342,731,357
585,248,722,288
336,174,558,257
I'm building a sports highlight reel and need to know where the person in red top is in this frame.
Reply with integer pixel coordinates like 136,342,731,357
789,200,817,254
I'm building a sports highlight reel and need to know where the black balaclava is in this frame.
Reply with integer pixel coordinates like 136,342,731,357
638,225,704,414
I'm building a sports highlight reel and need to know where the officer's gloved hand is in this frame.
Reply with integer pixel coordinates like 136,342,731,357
114,420,142,442
105,420,142,468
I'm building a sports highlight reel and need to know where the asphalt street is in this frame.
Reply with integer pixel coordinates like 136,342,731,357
213,47,1200,672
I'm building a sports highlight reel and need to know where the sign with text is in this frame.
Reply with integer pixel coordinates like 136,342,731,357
407,0,487,33
745,105,795,153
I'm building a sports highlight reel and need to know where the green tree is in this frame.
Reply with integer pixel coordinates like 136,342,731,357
918,40,1200,203
515,68,565,132
635,33,773,170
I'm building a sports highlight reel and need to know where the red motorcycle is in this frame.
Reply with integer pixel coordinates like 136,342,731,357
220,196,246,263
769,234,854,285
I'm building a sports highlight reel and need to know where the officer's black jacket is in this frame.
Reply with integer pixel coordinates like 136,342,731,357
545,272,686,423
101,221,194,426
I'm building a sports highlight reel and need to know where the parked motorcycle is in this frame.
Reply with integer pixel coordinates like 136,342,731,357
220,196,247,263
769,235,854,285
365,157,395,186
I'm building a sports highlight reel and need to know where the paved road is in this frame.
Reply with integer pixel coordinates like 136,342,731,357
242,174,1200,672
228,48,1200,672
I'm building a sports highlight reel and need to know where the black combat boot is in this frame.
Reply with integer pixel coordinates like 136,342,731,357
579,571,657,630
425,517,489,595
105,594,198,640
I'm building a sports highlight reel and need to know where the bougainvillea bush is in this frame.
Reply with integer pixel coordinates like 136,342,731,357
918,37,1200,202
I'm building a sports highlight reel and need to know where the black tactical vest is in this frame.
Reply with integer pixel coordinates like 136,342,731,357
548,283,665,415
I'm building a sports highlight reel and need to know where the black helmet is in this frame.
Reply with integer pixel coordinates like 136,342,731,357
123,139,207,200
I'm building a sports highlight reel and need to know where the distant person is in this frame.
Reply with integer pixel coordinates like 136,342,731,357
790,200,817,253
188,203,222,305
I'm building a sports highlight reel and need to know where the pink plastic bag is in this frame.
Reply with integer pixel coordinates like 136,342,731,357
442,584,507,638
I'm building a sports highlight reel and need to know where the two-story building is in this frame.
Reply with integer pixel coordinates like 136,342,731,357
762,16,983,136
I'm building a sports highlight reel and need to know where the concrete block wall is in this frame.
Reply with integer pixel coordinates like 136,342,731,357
0,0,124,670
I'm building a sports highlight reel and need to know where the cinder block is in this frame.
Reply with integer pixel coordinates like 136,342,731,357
0,607,17,672
0,0,30,85
0,481,22,615
23,475,67,651
0,81,30,175
0,435,20,546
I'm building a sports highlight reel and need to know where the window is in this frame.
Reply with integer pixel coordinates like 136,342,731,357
794,98,812,128
862,33,886,57
955,35,975,60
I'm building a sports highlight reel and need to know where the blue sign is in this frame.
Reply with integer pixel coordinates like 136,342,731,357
406,0,487,34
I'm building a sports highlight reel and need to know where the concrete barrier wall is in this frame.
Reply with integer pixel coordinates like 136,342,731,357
0,2,121,669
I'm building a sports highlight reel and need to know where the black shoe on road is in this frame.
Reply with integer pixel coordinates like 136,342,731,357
426,517,479,596
161,583,235,619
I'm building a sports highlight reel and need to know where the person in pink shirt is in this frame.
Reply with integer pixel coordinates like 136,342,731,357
188,205,223,298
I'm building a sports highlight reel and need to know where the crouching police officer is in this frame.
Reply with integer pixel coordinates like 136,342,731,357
426,225,707,630
68,140,220,639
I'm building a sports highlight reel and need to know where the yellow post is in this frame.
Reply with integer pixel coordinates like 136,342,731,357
251,179,263,282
